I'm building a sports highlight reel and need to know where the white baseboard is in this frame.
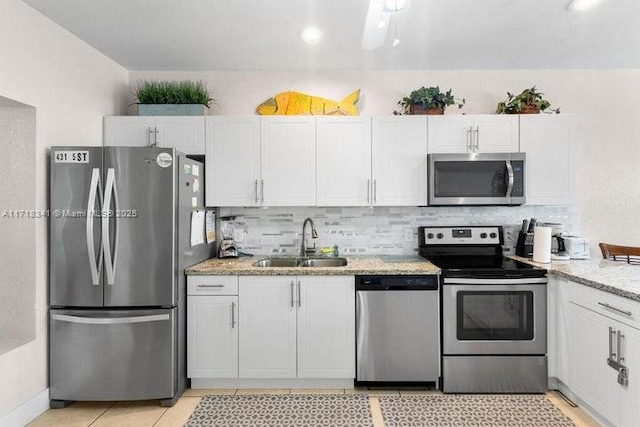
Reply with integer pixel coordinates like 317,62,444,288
0,388,49,427
191,378,354,389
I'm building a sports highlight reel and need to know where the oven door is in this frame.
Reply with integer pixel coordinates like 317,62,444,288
442,277,546,355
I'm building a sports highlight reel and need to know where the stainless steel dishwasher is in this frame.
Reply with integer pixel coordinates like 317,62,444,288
356,275,439,385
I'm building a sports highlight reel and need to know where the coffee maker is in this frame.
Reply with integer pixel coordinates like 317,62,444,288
218,216,238,258
546,222,570,261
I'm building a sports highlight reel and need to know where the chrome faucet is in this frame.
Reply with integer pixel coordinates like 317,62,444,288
300,217,318,256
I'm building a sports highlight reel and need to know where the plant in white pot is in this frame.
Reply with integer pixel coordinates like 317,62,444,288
134,80,214,116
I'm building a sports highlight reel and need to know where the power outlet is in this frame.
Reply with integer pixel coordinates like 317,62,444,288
404,228,414,242
233,229,244,243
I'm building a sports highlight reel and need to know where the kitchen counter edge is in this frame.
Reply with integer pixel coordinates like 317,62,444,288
511,255,640,302
186,256,441,276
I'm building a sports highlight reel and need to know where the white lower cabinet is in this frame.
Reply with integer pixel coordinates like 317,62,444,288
568,283,640,427
239,275,355,379
188,274,355,384
187,276,239,379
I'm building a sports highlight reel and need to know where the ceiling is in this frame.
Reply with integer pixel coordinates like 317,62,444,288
23,0,640,71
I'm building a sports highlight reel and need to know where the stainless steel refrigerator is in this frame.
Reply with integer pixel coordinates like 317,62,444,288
49,147,214,408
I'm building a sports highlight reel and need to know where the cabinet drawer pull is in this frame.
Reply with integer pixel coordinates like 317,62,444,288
231,302,236,329
598,302,632,317
197,284,225,288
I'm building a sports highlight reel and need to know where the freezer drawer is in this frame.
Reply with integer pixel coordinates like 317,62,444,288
50,308,176,402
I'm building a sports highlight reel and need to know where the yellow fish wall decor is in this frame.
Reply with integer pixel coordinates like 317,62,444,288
256,89,360,116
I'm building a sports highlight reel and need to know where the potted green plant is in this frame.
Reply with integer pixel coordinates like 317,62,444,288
134,80,214,116
495,86,560,114
395,86,465,115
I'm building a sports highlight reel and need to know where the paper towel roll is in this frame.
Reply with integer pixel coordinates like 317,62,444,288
533,226,552,264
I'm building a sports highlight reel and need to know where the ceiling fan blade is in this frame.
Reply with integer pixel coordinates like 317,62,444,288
361,0,390,50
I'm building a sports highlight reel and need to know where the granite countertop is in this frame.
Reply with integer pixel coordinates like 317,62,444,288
512,255,640,302
186,255,441,276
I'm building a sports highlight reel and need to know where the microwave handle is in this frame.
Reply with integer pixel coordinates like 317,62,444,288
505,160,514,198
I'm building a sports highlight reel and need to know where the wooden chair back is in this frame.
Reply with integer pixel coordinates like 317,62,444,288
599,243,640,265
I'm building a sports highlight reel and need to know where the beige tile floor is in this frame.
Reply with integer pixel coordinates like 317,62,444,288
28,389,601,427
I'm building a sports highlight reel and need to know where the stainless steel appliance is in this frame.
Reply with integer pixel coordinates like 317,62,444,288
428,153,525,206
419,225,548,393
356,275,439,385
49,147,214,407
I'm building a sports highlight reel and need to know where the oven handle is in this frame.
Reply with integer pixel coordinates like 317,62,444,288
443,277,548,285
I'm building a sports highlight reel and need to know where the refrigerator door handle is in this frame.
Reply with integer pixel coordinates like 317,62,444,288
103,168,117,285
52,313,170,325
86,168,103,285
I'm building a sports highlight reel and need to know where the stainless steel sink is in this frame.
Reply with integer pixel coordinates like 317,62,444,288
252,257,348,268
252,258,300,268
299,257,348,267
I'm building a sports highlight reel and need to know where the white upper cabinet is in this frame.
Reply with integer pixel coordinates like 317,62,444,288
372,116,428,206
260,117,316,206
104,117,156,147
104,116,205,154
520,114,575,205
428,115,519,153
205,116,261,207
206,116,315,207
316,117,372,206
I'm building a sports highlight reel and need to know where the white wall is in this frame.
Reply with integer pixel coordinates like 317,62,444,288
130,69,640,249
0,0,128,422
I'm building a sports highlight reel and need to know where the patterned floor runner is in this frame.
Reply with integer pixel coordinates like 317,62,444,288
185,394,374,427
377,394,575,427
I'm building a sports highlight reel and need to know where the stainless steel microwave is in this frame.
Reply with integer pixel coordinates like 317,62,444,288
428,153,525,206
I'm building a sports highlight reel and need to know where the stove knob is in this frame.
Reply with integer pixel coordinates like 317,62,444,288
480,232,487,239
436,233,444,239
490,232,497,239
427,233,434,239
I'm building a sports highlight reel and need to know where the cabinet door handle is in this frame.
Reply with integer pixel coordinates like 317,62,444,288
254,180,259,204
611,327,618,360
466,126,472,150
367,179,371,204
373,179,377,204
231,301,236,329
598,302,632,317
290,280,295,308
474,126,480,150
260,180,264,204
148,127,155,147
618,331,625,363
297,280,301,308
197,284,224,288
609,327,616,360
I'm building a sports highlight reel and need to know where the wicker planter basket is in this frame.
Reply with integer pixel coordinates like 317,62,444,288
519,104,541,114
409,105,445,115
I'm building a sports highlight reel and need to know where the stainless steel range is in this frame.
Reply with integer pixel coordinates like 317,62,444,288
419,225,548,393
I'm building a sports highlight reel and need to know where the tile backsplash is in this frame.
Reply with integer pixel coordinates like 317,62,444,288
220,205,580,256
